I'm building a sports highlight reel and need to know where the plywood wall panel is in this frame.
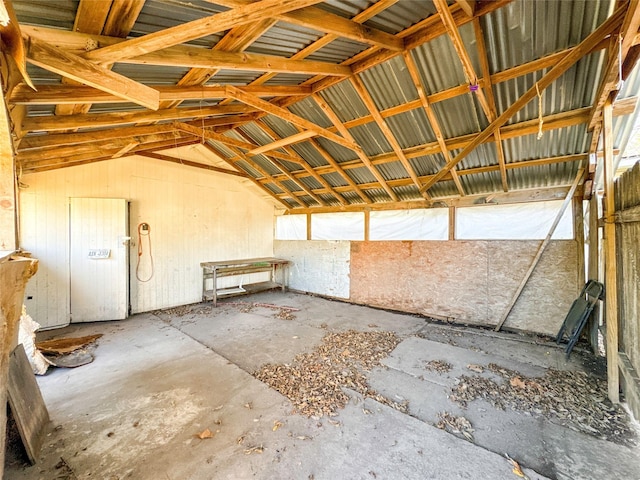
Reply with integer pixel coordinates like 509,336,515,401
349,240,577,335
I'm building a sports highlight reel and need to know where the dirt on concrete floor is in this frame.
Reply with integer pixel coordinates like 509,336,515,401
5,291,639,480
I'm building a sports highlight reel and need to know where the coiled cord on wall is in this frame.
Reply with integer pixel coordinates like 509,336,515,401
136,223,154,282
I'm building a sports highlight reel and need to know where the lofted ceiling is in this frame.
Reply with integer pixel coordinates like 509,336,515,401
6,0,640,212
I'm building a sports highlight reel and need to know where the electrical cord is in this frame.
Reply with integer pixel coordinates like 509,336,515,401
136,223,154,282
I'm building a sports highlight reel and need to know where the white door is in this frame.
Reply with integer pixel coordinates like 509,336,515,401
70,198,129,322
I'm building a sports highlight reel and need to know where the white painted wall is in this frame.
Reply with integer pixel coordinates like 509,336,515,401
274,240,350,299
20,150,277,328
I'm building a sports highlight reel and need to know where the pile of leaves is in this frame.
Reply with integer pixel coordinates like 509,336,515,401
450,363,636,445
254,330,406,417
424,359,453,374
436,412,474,441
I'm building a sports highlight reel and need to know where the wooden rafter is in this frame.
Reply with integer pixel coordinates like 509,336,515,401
350,75,432,200
311,92,399,202
254,120,349,206
588,0,640,131
201,142,294,209
248,130,317,156
206,0,403,51
11,84,311,105
419,6,626,194
58,0,145,116
82,0,324,64
25,38,160,111
402,51,465,196
473,17,508,192
226,86,360,153
136,151,249,178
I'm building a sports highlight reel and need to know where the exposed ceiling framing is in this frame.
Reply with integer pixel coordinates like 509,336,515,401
7,0,640,212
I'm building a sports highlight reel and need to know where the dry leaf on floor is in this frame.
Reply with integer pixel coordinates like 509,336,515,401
505,454,529,479
196,428,213,439
244,445,264,454
467,364,484,373
273,420,283,431
236,435,245,444
510,376,526,389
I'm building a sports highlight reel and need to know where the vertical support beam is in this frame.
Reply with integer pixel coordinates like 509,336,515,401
449,206,456,240
603,96,620,403
588,194,600,282
0,86,17,251
364,210,370,241
306,213,312,240
574,196,586,289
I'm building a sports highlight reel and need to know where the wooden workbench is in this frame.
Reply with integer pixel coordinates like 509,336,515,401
200,257,291,306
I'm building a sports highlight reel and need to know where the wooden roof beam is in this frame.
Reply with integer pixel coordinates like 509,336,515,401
473,17,508,191
226,85,360,153
419,5,626,194
254,120,349,206
22,104,254,133
311,92,399,202
248,130,317,156
58,0,145,116
136,151,249,178
207,0,403,51
402,51,465,197
11,84,311,105
588,0,640,131
202,142,299,208
25,37,160,110
83,0,325,64
350,75,434,199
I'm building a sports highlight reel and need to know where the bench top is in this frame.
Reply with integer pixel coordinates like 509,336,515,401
200,257,291,269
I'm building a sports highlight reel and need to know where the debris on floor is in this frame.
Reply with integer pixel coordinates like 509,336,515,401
36,334,103,368
36,334,102,355
254,330,407,417
505,453,530,479
436,412,474,441
450,362,636,446
424,359,452,373
19,306,53,374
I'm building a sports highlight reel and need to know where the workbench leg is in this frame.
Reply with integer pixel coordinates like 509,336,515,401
213,270,218,307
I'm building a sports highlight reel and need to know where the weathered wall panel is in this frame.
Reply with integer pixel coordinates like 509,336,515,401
350,240,578,335
615,161,640,419
20,155,276,328
274,240,350,298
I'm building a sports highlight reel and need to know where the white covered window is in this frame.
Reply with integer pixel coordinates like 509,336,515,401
275,214,307,240
311,212,364,240
369,209,449,240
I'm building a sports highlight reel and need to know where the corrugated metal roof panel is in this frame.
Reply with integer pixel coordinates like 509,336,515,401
432,94,487,138
111,64,190,85
208,70,265,86
298,175,323,190
342,190,368,204
506,162,581,190
321,171,349,188
363,0,438,35
394,184,420,202
314,137,359,163
349,123,391,157
457,143,498,171
280,179,304,192
410,33,467,94
359,56,418,111
318,82,369,122
502,124,589,163
307,38,370,64
264,73,315,86
132,0,226,48
290,143,329,168
482,0,612,74
26,64,61,85
376,160,410,182
288,98,332,129
345,165,377,184
460,171,504,195
409,153,444,176
428,180,459,199
247,21,321,57
385,109,436,148
14,0,77,29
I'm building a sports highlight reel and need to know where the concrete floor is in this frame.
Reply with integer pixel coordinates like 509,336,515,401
4,291,639,480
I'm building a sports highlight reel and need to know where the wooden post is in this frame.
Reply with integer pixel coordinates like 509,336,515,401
306,213,312,240
449,206,456,241
587,195,600,282
574,196,586,289
0,77,17,251
364,210,370,241
603,96,620,403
